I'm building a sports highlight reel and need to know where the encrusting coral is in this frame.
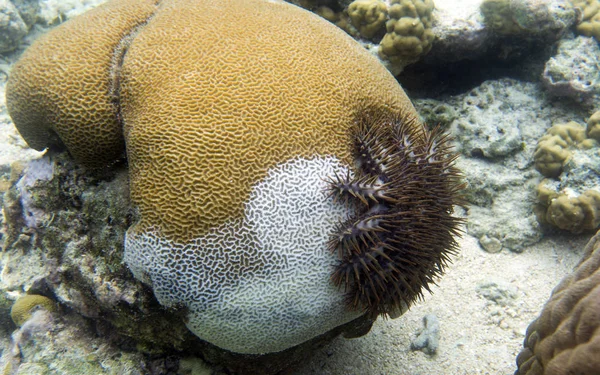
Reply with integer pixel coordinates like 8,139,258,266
378,0,435,74
533,115,600,234
6,0,464,355
571,0,600,40
540,36,600,105
482,0,579,40
533,121,590,178
587,110,600,141
515,229,600,375
480,0,523,34
347,0,388,39
10,294,56,327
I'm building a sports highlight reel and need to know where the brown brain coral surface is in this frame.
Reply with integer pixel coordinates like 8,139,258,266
515,230,600,375
7,0,426,355
6,0,159,169
7,0,418,242
120,0,419,242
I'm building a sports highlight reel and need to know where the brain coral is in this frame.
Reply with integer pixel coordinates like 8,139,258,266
10,294,56,327
6,0,463,355
6,0,158,169
515,229,600,375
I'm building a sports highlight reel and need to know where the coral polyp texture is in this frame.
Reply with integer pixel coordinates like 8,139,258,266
378,0,435,74
6,0,464,355
572,0,600,40
536,185,600,233
587,110,600,140
5,0,158,169
347,0,389,39
533,121,590,178
515,229,600,375
533,115,600,234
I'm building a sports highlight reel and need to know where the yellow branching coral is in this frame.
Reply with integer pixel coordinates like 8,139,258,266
347,0,388,39
10,294,56,327
572,0,600,40
378,0,435,73
533,121,588,178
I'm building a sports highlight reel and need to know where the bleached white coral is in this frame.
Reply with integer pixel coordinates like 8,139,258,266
124,156,363,354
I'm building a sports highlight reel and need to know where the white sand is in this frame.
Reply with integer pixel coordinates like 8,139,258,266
294,232,590,375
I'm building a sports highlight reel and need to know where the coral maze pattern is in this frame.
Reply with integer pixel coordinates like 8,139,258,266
328,109,465,317
124,157,363,354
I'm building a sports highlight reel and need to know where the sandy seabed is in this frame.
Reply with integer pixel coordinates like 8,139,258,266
294,232,589,375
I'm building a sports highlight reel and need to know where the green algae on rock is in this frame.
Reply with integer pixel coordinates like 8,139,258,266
1,154,196,353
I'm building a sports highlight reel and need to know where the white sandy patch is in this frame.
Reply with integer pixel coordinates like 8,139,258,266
294,232,588,375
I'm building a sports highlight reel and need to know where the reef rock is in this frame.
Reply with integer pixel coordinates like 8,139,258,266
415,78,590,252
431,0,578,64
541,36,600,106
299,0,578,74
0,0,28,52
0,153,380,374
